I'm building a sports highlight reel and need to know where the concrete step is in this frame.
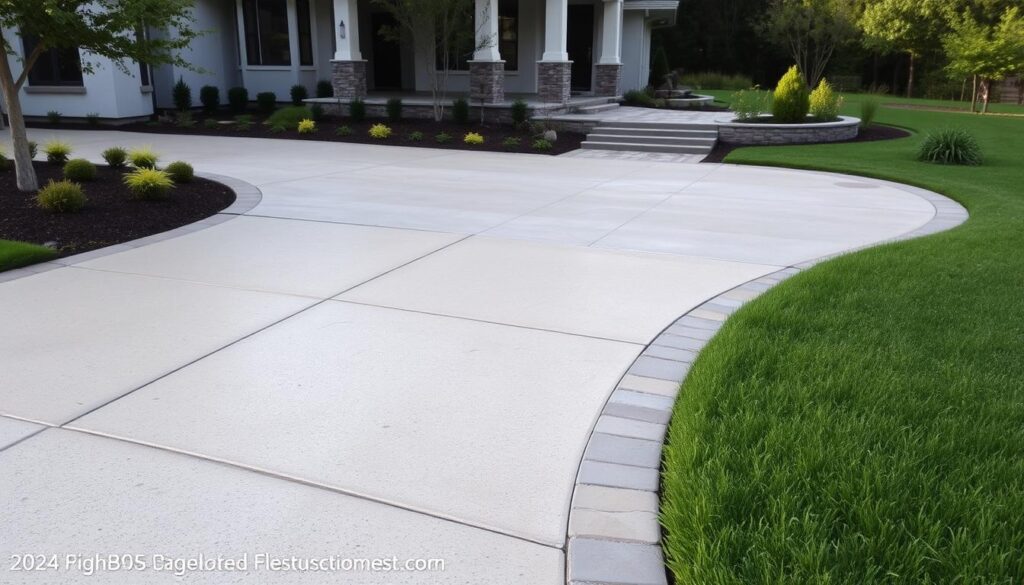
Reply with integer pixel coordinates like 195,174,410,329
592,126,718,139
596,120,720,131
581,141,714,155
585,133,717,147
575,103,620,114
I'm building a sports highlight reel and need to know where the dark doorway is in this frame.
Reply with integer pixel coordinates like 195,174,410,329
567,4,594,92
371,12,402,90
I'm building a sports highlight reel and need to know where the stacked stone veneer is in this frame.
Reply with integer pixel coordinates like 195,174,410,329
538,61,572,103
594,64,622,97
331,60,367,100
718,116,860,145
469,61,505,104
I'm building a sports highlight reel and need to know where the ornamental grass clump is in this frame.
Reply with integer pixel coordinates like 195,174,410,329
336,125,352,137
128,147,159,169
164,161,195,183
101,147,127,168
43,141,72,165
532,138,553,151
124,168,174,200
435,132,452,144
771,66,810,123
860,96,879,128
463,132,484,145
917,128,982,166
369,124,392,139
731,87,770,121
63,159,97,182
37,180,87,213
297,118,317,134
809,79,842,121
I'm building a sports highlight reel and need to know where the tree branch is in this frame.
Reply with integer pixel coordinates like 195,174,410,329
14,44,45,91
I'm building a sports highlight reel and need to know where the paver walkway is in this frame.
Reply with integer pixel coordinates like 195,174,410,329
1,130,937,584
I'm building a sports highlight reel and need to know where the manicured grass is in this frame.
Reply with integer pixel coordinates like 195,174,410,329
0,239,57,273
703,88,1024,116
661,101,1024,582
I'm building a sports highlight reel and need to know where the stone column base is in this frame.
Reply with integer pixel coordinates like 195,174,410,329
594,63,623,97
469,61,505,104
538,61,572,104
331,60,367,100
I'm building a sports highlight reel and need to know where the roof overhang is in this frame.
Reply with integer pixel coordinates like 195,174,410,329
623,0,680,28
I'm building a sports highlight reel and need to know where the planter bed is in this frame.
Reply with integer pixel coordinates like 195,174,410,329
0,161,234,259
716,115,862,146
703,123,910,163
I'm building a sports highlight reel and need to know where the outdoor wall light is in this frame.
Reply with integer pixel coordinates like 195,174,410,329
338,19,346,39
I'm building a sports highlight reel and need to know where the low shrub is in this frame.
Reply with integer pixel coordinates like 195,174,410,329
102,147,127,168
268,124,287,134
452,98,470,124
624,90,657,108
63,158,97,182
28,141,38,159
164,161,195,183
172,77,192,111
336,125,352,137
234,114,253,131
532,138,553,151
43,141,72,165
510,99,529,125
0,151,8,171
310,103,324,122
860,96,879,127
809,79,842,121
463,132,484,145
124,168,174,200
407,131,424,142
771,65,810,123
731,88,770,121
256,92,277,115
47,110,62,124
128,147,159,169
227,86,249,114
297,119,317,134
435,132,452,144
200,85,220,113
502,136,521,148
316,80,333,99
349,98,366,122
37,180,87,213
203,118,220,130
369,123,392,139
290,84,308,106
386,97,403,122
86,113,100,126
265,106,314,129
175,111,195,127
917,128,982,166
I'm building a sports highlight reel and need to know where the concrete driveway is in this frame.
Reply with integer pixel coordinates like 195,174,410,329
1,130,937,583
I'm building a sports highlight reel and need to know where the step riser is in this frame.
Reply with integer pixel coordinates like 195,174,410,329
576,104,620,114
597,121,720,131
581,142,713,154
591,128,718,139
586,134,716,147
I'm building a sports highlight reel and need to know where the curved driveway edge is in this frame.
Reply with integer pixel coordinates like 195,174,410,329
0,172,262,285
565,175,969,585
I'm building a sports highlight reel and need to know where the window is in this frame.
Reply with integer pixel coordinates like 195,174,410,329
136,28,151,86
437,0,518,72
241,0,314,67
21,34,84,87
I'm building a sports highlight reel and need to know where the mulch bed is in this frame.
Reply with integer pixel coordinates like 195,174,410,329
35,113,585,156
701,123,912,163
0,162,235,257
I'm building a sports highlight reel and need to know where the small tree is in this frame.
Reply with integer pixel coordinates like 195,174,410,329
944,7,1024,114
859,0,948,98
758,0,857,90
0,0,199,191
372,0,493,122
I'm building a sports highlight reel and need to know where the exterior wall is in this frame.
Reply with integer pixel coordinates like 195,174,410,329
153,0,241,109
619,11,649,92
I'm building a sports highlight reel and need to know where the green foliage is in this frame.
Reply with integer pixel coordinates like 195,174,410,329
502,136,521,148
510,99,529,124
335,125,353,137
435,132,452,144
650,45,671,86
46,110,62,124
310,103,324,122
28,141,38,159
203,118,220,129
771,65,810,123
164,161,195,183
290,84,308,106
172,77,192,111
809,78,842,120
63,159,97,182
199,85,220,112
677,71,754,90
406,131,424,142
386,97,403,122
265,106,314,129
0,151,8,171
86,112,100,126
369,124,392,139
758,0,858,89
463,132,484,145
234,115,253,131
227,87,249,114
37,180,86,213
731,88,771,120
127,147,159,169
297,119,317,134
917,128,983,165
943,7,1024,113
0,240,57,272
256,92,277,115
316,80,334,99
102,147,128,168
531,138,553,151
123,168,174,200
624,89,657,107
43,141,72,165
174,111,195,127
349,98,366,122
860,95,879,127
452,98,469,124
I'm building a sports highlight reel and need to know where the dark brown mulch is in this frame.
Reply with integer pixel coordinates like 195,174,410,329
0,162,235,257
36,114,585,156
701,123,912,163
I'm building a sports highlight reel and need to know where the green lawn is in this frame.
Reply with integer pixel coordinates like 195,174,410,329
661,101,1024,582
0,239,57,273
702,88,1024,116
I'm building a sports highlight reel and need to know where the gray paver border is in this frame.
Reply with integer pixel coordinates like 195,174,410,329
0,172,262,284
565,173,969,585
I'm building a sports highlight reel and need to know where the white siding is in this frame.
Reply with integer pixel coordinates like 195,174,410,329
620,10,649,92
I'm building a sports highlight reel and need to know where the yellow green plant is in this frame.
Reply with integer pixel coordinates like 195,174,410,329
369,124,392,139
463,132,484,145
127,147,160,169
124,168,174,200
297,118,316,134
771,65,810,123
809,79,843,121
37,179,86,213
43,140,72,164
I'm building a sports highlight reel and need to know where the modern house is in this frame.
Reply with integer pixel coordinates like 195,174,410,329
2,0,678,123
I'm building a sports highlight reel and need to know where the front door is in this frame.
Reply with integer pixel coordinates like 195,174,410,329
567,5,594,92
371,12,402,90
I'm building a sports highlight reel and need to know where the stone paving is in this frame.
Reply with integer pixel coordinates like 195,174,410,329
0,130,956,584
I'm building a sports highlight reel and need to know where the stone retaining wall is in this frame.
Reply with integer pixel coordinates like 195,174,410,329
717,116,860,145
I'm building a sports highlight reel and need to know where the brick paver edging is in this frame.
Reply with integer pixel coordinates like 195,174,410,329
0,172,262,284
565,172,969,585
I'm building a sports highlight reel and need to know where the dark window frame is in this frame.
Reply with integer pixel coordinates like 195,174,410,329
21,33,84,87
241,0,292,66
296,0,314,66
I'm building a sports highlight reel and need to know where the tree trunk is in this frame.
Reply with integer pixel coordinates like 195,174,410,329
971,75,978,112
0,50,38,192
906,52,915,98
980,78,990,114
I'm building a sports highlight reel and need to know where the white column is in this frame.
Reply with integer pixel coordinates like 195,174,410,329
474,0,501,61
542,0,568,62
599,0,623,65
286,0,301,82
333,0,362,61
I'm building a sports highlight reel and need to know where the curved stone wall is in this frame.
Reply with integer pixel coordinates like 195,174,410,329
717,116,861,145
